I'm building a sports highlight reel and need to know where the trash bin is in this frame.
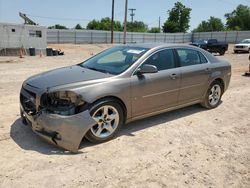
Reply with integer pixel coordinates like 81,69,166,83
29,48,36,56
46,48,53,56
52,49,59,56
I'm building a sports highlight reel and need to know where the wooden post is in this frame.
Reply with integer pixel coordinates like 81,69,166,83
123,0,128,44
111,0,115,43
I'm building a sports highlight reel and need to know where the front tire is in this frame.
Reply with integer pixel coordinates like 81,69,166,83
85,99,124,143
201,80,223,109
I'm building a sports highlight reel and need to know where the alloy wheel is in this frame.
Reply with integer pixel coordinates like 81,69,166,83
208,84,222,106
91,105,119,138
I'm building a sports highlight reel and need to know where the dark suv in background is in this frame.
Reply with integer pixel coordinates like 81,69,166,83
191,39,228,55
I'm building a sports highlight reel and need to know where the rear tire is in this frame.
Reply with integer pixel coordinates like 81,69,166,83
201,80,223,109
85,99,124,143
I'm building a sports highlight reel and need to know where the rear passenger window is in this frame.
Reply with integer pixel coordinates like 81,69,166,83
143,49,175,71
176,49,203,67
199,52,208,63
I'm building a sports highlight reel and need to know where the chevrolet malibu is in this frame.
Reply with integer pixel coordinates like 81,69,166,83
20,44,231,152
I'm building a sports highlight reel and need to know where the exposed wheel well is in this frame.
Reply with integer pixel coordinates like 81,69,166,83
214,78,225,93
92,96,127,121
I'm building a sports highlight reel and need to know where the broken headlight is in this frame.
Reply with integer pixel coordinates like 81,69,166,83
42,91,85,116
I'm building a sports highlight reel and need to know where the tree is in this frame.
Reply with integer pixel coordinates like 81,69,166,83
87,19,99,30
74,24,83,30
148,27,161,33
48,24,68,29
225,4,250,30
126,21,148,32
193,17,225,32
163,1,191,33
87,17,122,31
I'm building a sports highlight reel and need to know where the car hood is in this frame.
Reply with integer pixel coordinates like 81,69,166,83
24,65,112,90
235,43,250,47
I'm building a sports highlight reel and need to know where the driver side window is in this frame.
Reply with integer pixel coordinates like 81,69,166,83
143,49,175,71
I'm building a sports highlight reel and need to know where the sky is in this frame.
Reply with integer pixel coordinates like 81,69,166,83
0,0,249,31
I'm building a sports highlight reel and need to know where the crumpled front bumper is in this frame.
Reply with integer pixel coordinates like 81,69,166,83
20,105,96,153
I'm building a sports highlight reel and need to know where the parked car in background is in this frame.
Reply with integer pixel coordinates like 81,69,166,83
20,44,231,152
191,39,228,55
234,39,250,53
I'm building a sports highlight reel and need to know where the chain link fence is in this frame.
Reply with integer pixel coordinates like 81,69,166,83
47,29,250,44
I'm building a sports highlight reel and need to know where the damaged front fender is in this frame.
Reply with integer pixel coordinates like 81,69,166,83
23,108,96,153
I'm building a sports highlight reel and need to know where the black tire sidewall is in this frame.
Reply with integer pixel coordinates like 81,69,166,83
85,99,124,143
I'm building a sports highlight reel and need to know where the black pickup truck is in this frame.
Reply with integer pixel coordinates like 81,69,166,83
191,39,228,55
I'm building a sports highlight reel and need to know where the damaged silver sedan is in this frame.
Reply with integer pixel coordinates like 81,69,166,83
20,44,231,152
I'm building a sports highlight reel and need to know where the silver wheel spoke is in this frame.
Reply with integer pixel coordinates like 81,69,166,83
211,87,215,93
103,106,109,116
209,94,213,100
105,124,114,133
95,126,103,136
107,113,116,121
93,116,102,124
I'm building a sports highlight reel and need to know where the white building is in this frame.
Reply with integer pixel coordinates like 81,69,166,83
0,22,47,52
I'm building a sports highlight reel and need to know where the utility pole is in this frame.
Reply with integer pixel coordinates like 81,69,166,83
129,8,136,23
123,0,128,44
111,0,115,43
158,16,161,32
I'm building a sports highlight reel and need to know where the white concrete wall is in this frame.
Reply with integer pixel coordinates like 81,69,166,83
47,29,192,44
47,29,250,44
0,23,47,49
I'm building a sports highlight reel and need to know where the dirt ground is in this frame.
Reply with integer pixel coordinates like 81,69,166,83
0,44,249,188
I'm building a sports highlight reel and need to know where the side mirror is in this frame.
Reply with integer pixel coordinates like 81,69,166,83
136,64,158,75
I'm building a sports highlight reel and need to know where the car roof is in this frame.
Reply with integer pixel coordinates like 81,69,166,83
118,43,195,49
118,42,220,63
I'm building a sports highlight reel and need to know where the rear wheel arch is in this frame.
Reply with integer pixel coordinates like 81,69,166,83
213,78,225,93
203,77,225,98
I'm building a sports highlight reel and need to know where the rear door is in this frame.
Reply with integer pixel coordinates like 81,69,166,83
175,48,211,104
131,49,181,117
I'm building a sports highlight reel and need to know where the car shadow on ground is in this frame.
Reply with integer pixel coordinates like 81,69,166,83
81,104,208,149
10,104,207,155
10,119,72,155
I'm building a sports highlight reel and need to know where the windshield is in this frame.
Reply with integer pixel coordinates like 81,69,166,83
79,46,148,75
241,39,250,44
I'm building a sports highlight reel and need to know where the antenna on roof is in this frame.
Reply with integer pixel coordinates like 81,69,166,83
19,12,38,25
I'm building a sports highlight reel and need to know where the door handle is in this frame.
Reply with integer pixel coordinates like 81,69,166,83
170,73,177,80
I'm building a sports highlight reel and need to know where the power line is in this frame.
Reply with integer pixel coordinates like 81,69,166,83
26,14,91,22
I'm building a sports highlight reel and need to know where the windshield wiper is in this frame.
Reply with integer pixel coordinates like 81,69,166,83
80,65,110,74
